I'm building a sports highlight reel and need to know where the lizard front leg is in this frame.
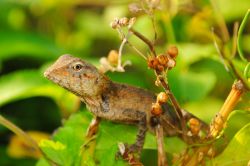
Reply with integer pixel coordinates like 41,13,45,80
128,115,147,154
86,116,101,138
118,115,147,158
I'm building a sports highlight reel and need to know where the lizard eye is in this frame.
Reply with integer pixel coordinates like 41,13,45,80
72,62,83,71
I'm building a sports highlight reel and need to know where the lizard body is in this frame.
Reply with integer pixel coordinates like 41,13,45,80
44,55,208,153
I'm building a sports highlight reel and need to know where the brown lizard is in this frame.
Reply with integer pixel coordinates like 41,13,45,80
44,54,208,155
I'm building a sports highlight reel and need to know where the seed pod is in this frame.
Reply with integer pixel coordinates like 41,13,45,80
147,56,159,69
151,103,162,116
167,58,176,69
157,64,164,72
110,18,119,29
119,17,129,26
107,50,119,65
157,92,168,104
128,17,136,28
167,46,178,59
157,54,169,67
188,118,201,136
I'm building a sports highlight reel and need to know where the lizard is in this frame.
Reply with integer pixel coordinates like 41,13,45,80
44,54,209,155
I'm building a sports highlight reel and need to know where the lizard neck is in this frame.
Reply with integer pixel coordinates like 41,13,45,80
80,80,114,114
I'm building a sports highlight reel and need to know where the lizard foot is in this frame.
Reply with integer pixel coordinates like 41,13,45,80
116,142,143,166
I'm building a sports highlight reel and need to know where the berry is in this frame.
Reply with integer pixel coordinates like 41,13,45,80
167,46,178,59
151,103,163,116
157,92,168,104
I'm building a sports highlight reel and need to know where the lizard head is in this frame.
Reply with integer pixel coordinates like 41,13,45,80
44,54,110,97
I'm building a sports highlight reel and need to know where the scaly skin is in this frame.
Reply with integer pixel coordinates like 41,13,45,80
44,54,208,153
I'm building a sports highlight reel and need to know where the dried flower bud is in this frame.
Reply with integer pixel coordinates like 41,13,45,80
147,56,159,69
167,46,178,59
157,65,164,72
151,103,162,116
110,18,119,29
167,58,176,69
107,50,119,65
155,77,161,87
128,17,136,28
119,17,129,26
157,92,168,104
128,3,142,14
147,0,161,9
157,54,169,67
188,118,201,136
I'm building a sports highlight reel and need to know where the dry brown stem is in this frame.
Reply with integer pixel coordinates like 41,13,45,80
156,124,168,166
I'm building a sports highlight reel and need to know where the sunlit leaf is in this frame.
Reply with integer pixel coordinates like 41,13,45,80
213,123,250,166
0,70,79,113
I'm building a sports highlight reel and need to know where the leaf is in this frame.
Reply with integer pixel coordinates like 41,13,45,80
213,122,250,166
223,110,250,140
39,112,90,166
0,31,63,61
37,110,186,165
0,70,79,113
39,140,66,165
168,70,216,103
217,0,250,21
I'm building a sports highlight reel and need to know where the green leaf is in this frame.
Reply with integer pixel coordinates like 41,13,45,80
168,70,216,103
213,122,250,166
39,140,66,165
0,31,63,61
0,70,79,113
39,112,91,166
37,109,186,165
217,0,250,21
224,110,250,140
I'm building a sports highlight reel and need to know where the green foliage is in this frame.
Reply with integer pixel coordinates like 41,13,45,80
213,122,250,165
0,0,249,165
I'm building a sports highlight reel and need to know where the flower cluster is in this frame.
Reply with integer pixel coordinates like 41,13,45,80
147,46,178,72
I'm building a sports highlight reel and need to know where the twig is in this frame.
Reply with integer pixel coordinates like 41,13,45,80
127,41,147,60
129,28,157,56
0,115,40,152
156,124,168,166
212,31,250,90
129,27,185,132
210,0,230,43
231,22,239,58
237,9,250,62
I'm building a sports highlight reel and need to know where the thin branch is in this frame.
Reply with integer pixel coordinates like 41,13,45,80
237,9,250,62
156,124,168,166
127,41,147,60
231,22,239,58
0,115,40,152
210,0,230,43
129,28,157,56
212,31,250,90
129,27,185,131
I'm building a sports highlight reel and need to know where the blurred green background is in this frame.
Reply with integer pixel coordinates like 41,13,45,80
0,0,249,165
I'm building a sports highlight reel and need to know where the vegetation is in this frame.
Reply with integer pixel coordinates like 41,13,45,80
0,0,249,165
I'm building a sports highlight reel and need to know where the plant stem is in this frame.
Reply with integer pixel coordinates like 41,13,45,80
237,9,250,62
156,72,184,122
0,115,40,152
129,28,157,57
209,80,244,137
130,27,185,130
156,124,168,166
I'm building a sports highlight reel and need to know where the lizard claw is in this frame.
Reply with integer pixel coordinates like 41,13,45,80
116,142,143,166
